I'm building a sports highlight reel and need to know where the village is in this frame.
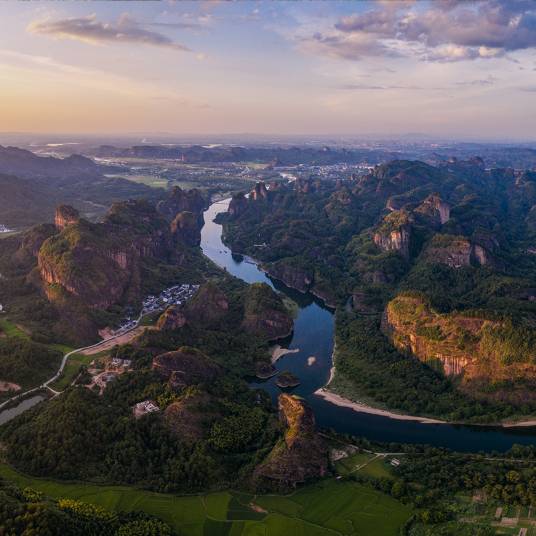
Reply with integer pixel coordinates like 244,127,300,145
79,282,200,416
110,283,200,336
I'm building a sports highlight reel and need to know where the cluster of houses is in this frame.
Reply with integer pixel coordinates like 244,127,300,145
141,283,200,315
86,356,133,394
111,283,200,336
0,224,12,233
133,399,160,419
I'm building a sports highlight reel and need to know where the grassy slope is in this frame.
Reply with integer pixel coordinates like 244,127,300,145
0,464,412,536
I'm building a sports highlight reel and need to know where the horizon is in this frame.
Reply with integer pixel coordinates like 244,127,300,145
1,0,535,139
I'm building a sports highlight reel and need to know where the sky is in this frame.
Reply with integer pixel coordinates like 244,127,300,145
0,0,535,140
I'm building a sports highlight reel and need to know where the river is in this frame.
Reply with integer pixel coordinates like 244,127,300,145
201,198,536,452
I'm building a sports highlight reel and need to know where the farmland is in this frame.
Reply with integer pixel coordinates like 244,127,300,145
0,464,412,536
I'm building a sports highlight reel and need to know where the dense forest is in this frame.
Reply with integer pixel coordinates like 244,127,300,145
0,279,291,493
221,159,536,419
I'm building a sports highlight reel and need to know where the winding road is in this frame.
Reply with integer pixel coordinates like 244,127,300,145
0,310,148,411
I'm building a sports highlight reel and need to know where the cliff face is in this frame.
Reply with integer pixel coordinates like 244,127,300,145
157,186,205,225
250,181,269,201
253,394,328,491
422,234,490,268
373,210,413,259
38,201,174,309
55,205,80,231
382,294,536,401
228,193,248,217
171,211,202,246
382,295,490,377
241,283,293,340
152,346,220,389
415,194,450,226
268,259,314,293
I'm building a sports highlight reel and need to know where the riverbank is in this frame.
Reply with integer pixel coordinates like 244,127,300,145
315,388,446,424
271,345,300,363
321,344,536,429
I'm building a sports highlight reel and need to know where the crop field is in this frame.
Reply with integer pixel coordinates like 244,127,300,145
335,452,394,480
0,464,412,536
454,493,536,535
0,319,29,339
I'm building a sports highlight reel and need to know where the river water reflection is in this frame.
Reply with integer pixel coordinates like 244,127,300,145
201,198,536,452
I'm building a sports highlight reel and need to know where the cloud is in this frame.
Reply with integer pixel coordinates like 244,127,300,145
28,13,191,52
298,0,536,62
337,76,498,91
338,83,437,90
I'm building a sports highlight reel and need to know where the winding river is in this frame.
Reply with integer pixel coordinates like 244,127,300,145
201,198,536,453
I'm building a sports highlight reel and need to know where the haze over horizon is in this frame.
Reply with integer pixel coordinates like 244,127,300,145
1,0,535,139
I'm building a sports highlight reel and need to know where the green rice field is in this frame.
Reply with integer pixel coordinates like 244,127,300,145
0,464,413,535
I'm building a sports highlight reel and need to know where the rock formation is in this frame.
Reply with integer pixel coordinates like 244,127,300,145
241,283,293,340
267,259,314,293
54,205,80,231
382,294,536,400
373,210,413,259
152,346,220,389
250,181,269,201
422,234,490,268
38,200,174,309
253,394,328,491
171,211,201,246
183,283,229,328
228,192,248,217
415,194,450,226
157,186,205,224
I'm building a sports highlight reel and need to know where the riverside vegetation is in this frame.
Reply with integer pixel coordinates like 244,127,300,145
221,158,536,423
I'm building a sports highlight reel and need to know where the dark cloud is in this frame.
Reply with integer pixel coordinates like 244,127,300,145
28,14,191,52
306,0,536,62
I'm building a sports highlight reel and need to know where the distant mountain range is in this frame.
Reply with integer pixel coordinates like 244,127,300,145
0,146,160,228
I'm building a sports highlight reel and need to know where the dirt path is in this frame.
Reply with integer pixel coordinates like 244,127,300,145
80,326,153,355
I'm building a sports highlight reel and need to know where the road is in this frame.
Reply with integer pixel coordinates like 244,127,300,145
0,310,148,411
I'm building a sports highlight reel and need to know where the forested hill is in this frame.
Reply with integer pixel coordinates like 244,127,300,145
221,158,536,418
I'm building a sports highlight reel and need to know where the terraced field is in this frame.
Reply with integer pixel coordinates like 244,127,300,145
0,465,412,535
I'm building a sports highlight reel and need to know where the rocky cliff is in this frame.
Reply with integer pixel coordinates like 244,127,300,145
157,305,187,331
157,186,205,225
241,283,293,340
252,394,328,491
38,201,174,309
415,194,450,226
250,181,269,201
421,234,490,268
382,294,536,402
228,192,248,217
54,205,80,231
171,211,202,246
267,259,314,293
373,210,413,259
